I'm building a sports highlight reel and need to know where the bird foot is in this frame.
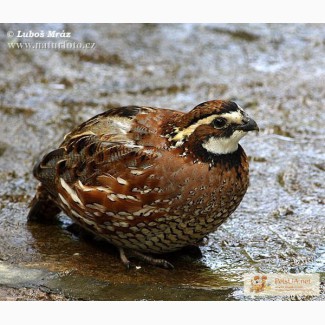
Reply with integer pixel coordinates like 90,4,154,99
118,248,174,270
119,247,136,269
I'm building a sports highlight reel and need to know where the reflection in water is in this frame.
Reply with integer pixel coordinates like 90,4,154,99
26,215,237,294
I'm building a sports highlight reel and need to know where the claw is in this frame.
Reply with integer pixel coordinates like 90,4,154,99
125,261,135,270
162,260,174,269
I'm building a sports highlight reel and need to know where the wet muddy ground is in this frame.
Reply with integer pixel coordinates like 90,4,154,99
0,23,324,300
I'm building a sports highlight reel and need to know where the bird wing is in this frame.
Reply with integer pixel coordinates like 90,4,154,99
34,105,156,190
32,106,180,228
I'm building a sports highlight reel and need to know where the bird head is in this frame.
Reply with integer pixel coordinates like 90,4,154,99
170,100,259,155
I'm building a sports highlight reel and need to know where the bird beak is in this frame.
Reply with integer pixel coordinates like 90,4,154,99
237,117,259,132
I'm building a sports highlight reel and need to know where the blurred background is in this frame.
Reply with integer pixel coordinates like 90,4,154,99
0,23,324,300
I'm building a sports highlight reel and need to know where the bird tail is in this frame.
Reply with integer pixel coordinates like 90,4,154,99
27,184,61,223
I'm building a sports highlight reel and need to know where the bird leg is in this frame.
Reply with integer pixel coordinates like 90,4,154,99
118,247,134,269
118,247,174,269
131,251,174,269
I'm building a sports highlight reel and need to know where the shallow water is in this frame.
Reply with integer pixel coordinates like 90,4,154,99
0,23,324,300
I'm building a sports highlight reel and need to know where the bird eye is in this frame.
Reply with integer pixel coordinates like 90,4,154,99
212,118,226,128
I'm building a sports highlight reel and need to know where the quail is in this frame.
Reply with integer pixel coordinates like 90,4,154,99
28,100,259,269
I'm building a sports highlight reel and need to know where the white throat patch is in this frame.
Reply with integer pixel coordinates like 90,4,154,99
202,130,246,155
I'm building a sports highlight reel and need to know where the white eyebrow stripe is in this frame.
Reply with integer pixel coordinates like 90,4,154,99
171,110,244,141
219,111,243,124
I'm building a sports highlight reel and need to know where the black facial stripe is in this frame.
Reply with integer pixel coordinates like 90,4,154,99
212,117,227,128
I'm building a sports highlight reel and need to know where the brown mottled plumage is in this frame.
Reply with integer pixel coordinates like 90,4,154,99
28,100,258,268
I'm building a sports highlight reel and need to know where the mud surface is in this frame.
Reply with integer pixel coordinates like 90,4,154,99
0,23,324,300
